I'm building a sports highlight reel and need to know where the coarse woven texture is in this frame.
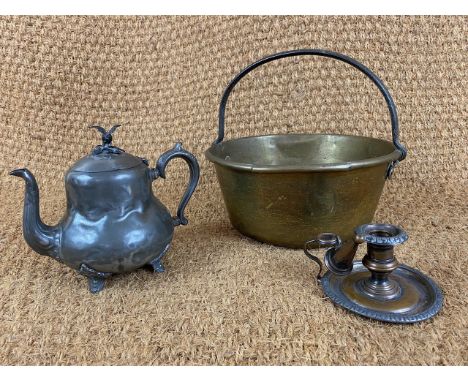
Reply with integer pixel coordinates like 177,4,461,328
0,16,467,365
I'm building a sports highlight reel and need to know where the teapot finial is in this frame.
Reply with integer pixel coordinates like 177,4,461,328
89,124,125,155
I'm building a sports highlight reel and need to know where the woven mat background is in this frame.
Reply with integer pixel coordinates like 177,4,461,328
0,16,466,365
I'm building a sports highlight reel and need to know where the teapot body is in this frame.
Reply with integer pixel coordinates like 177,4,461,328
60,163,174,273
11,124,200,293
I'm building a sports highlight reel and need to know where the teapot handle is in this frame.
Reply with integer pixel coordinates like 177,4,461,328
153,143,200,226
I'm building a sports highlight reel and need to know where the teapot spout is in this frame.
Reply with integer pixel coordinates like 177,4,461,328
10,168,60,258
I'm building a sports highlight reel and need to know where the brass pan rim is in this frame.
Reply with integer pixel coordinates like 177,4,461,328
206,133,401,173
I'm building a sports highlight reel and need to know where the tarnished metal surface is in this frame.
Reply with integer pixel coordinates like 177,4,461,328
321,262,444,323
210,136,394,248
206,49,407,248
10,125,200,293
61,163,174,274
307,223,444,323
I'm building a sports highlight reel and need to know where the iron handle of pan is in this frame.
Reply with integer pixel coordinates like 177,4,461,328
214,49,407,176
153,143,200,226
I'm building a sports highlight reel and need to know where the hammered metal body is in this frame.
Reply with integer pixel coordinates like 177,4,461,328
61,163,174,274
208,134,399,248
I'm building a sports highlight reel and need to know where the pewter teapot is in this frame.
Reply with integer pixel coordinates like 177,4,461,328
10,125,199,293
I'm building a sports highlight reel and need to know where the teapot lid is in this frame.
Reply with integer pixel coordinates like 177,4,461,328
68,125,147,173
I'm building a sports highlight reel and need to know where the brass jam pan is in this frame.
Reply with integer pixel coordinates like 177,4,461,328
206,49,407,248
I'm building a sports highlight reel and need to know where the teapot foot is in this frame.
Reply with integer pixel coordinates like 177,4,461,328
88,277,106,293
149,258,165,273
78,263,112,293
148,243,171,273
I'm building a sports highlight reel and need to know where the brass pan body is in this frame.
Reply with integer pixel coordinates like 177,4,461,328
207,133,400,248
